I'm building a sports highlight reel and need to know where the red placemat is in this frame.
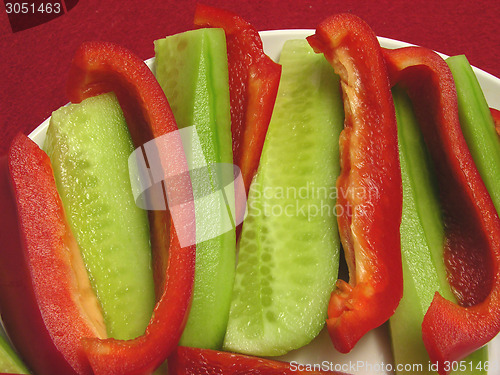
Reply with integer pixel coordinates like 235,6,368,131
1,0,499,154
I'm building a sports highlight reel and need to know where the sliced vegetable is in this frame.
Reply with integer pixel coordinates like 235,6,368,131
193,4,281,214
168,346,350,375
44,92,155,340
307,14,403,353
154,27,236,349
390,86,487,375
223,39,343,356
446,55,500,216
0,326,30,374
383,46,500,375
66,41,196,375
0,133,105,375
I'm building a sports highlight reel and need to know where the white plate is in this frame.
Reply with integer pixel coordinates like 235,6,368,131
16,30,500,374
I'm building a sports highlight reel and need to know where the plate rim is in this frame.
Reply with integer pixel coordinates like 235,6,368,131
29,29,500,143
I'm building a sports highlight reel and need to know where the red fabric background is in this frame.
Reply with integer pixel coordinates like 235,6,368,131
1,0,499,154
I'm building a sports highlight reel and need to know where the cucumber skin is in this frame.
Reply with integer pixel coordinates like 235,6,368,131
0,334,30,374
222,39,343,356
44,93,155,340
446,55,500,218
390,87,487,375
154,28,236,349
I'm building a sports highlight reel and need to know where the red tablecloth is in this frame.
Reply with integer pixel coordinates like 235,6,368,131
1,0,499,154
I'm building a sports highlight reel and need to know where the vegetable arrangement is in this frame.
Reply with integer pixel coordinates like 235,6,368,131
384,47,500,373
45,92,156,341
1,4,500,375
155,26,236,350
307,14,404,354
223,38,343,357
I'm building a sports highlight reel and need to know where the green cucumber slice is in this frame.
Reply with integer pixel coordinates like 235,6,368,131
222,39,343,356
44,92,155,340
446,55,500,216
154,28,236,349
0,333,29,374
390,86,487,375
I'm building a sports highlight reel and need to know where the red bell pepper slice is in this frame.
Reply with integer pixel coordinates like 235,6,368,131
193,4,281,212
383,46,500,375
307,14,403,353
0,133,105,375
67,41,196,375
491,108,500,137
168,346,351,375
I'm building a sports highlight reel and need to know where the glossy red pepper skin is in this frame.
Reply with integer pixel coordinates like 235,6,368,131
67,41,196,375
491,108,500,137
307,14,403,354
168,346,351,375
65,41,196,375
383,46,500,375
67,40,196,294
0,134,103,375
193,4,281,197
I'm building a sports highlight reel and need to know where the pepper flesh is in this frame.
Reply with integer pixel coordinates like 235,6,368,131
66,41,196,375
168,346,351,375
0,133,106,375
383,46,500,375
307,14,403,353
193,4,281,207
